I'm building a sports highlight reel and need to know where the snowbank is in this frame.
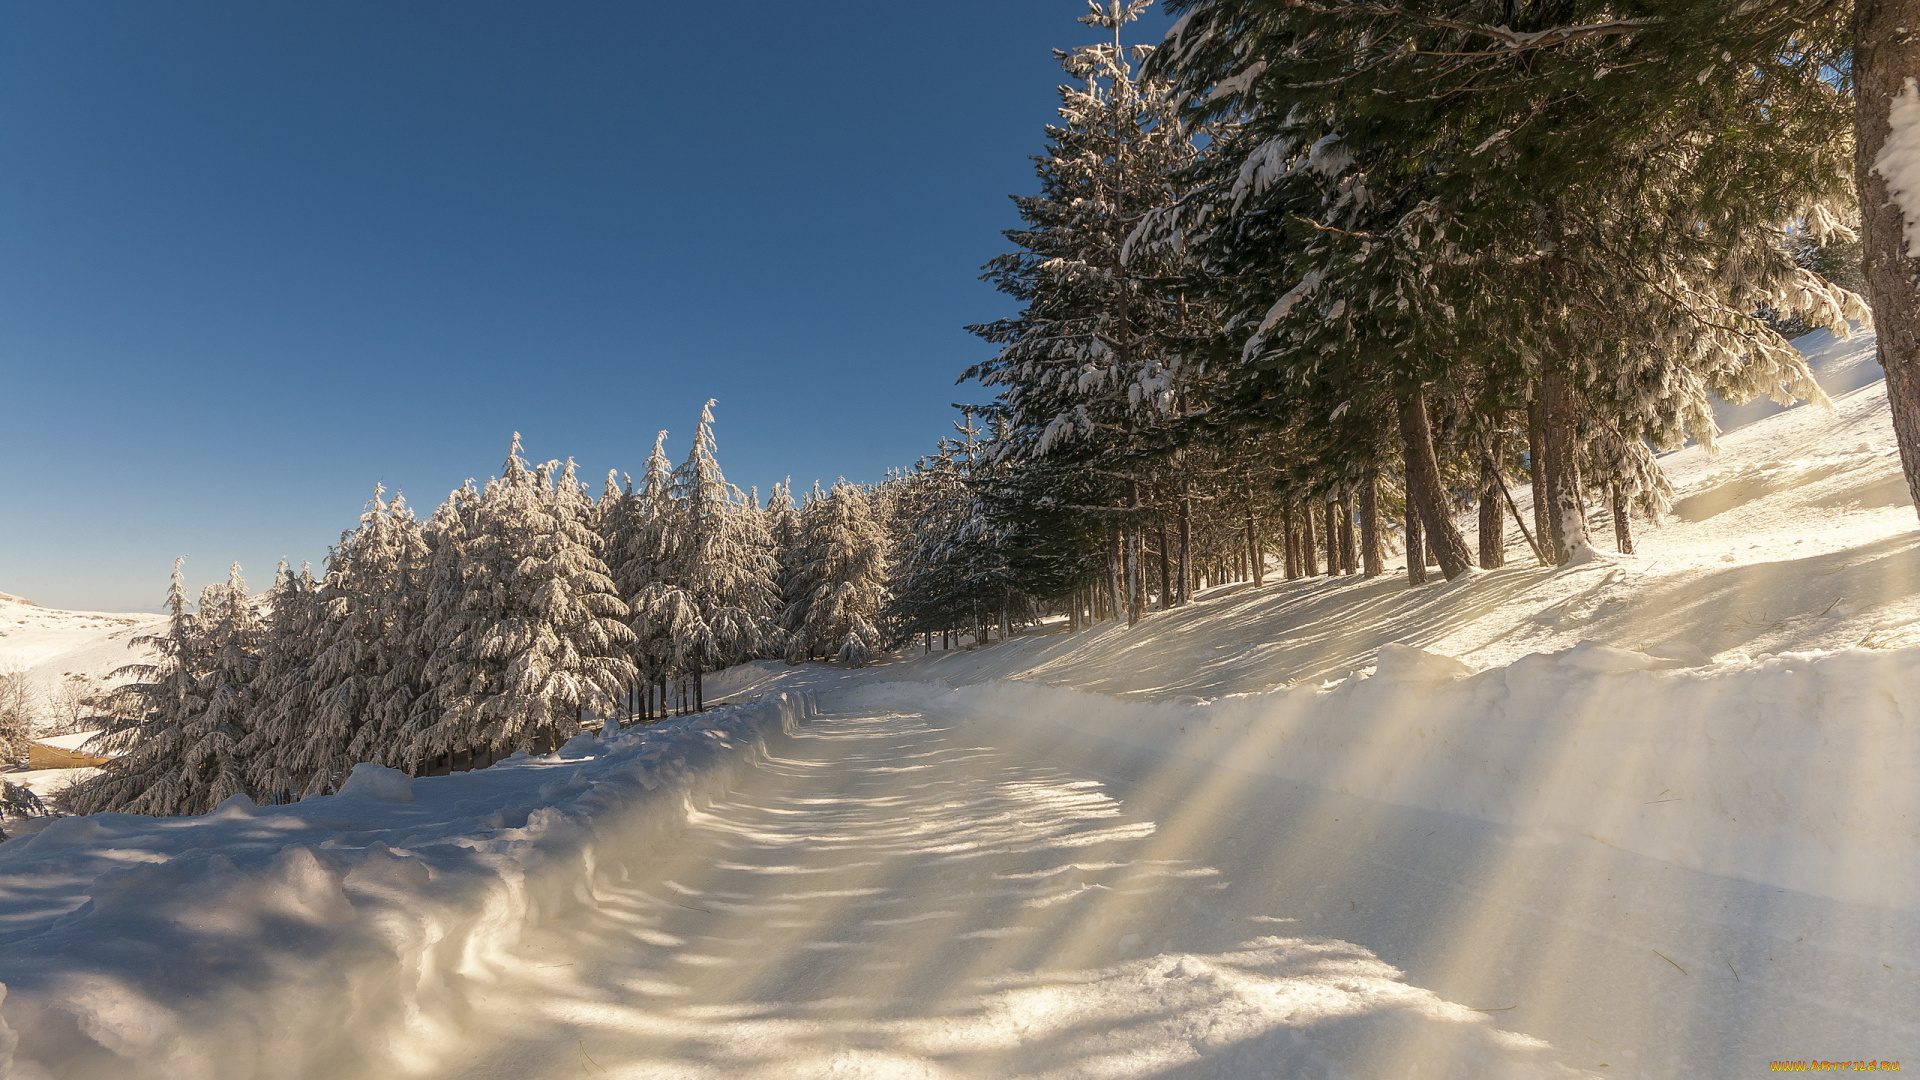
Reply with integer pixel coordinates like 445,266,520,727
0,692,819,1080
846,640,1920,912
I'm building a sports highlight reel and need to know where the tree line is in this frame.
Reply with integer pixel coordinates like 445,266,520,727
884,0,1904,636
65,405,891,817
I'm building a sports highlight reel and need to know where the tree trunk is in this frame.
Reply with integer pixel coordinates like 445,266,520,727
1611,482,1635,554
1245,510,1263,587
1527,394,1551,554
1156,519,1173,610
1358,474,1385,577
1404,472,1428,586
1338,499,1357,575
1541,370,1590,562
1126,528,1144,626
1323,496,1338,578
1177,487,1194,604
1283,504,1301,579
1301,501,1319,576
1479,436,1506,569
1108,527,1125,623
1398,386,1475,579
1856,1,1920,520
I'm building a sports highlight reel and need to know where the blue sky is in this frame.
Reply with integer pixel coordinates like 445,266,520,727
0,1,1175,612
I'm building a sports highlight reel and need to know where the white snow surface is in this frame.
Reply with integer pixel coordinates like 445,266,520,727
0,599,159,729
1,330,1916,1077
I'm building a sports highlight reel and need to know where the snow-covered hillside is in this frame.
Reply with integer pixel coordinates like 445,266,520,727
0,597,158,726
0,331,1913,1079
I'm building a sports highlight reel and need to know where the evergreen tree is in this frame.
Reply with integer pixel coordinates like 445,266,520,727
965,2,1202,616
414,435,636,760
1146,0,1863,570
66,561,259,817
784,481,891,666
672,402,783,691
244,559,323,801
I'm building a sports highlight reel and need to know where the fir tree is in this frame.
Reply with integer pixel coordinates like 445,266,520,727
414,435,636,760
66,561,260,817
784,481,891,666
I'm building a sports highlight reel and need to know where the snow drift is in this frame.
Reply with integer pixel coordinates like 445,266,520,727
0,692,818,1080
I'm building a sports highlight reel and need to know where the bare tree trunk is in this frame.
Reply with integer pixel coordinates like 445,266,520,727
1404,471,1428,586
1156,519,1173,610
1108,527,1125,623
1541,370,1590,562
1290,503,1305,580
1177,488,1194,604
1479,434,1506,569
1527,394,1552,553
1323,496,1338,578
1301,501,1319,576
1611,482,1635,554
1126,529,1144,626
1358,474,1385,577
1399,386,1475,578
1855,0,1920,521
1338,498,1357,575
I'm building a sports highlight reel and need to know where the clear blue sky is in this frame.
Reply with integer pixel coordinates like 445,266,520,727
0,1,1175,612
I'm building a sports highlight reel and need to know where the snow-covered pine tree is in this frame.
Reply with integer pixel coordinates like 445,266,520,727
251,489,432,794
616,431,703,718
965,1,1207,619
243,559,323,802
414,435,636,763
1147,0,1864,570
784,480,890,666
65,560,259,817
671,402,781,707
766,478,802,595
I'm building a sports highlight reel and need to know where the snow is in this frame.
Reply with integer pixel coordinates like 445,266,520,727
1875,77,1920,258
29,731,103,754
0,330,1915,1076
0,596,158,728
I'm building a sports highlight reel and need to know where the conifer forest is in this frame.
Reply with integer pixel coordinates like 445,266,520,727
59,0,1916,821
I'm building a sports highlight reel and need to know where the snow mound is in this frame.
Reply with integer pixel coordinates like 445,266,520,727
333,762,414,802
0,693,818,1079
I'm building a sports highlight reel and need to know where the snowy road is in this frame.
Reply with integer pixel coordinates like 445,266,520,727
413,704,1604,1079
3,689,1911,1079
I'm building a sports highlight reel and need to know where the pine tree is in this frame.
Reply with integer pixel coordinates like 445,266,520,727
672,402,782,693
964,1,1209,618
244,559,323,801
248,489,432,796
66,560,259,817
414,435,636,761
1146,0,1863,571
784,481,891,666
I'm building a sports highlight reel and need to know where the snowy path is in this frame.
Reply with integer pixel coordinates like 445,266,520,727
399,706,1578,1078
392,696,1915,1080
